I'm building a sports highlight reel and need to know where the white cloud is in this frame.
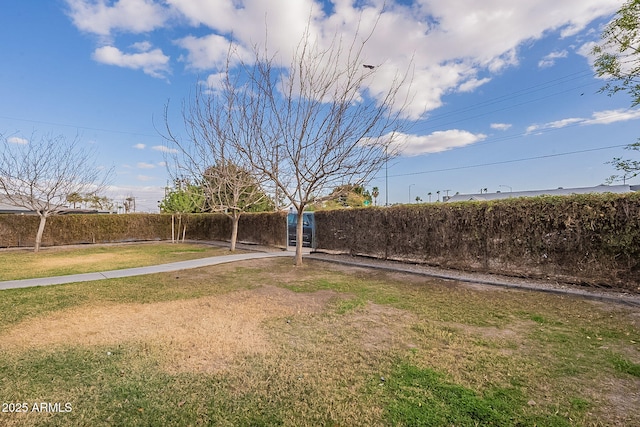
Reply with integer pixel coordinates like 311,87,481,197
131,41,153,52
152,145,178,154
538,50,568,68
458,78,492,93
137,174,154,182
157,161,167,167
68,0,622,118
92,45,170,78
137,162,155,169
133,143,146,149
7,136,28,145
390,130,487,156
65,0,168,37
586,109,640,125
491,123,512,131
176,35,250,70
172,0,620,118
527,108,640,133
577,41,598,65
545,117,584,129
202,72,226,92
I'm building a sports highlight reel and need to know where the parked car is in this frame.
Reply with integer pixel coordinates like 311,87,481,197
288,212,314,247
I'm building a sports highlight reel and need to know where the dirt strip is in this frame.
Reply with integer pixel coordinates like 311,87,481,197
306,252,640,308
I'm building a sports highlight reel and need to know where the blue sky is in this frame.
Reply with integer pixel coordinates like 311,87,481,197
1,0,638,211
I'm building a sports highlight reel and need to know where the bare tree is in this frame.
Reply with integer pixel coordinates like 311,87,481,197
162,84,273,251
0,133,112,252
227,24,412,265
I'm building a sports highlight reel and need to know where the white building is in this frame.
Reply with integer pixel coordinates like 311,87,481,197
445,184,640,203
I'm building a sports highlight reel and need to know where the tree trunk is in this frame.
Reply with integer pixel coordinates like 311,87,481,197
34,213,47,253
171,214,175,243
230,214,239,252
295,210,304,266
182,224,186,242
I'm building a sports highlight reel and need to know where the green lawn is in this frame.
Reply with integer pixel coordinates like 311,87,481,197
0,257,638,426
0,242,235,281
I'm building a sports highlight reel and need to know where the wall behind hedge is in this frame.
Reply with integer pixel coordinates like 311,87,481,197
314,193,640,291
0,212,287,249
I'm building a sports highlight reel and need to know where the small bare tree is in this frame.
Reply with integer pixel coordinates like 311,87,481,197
0,133,112,252
162,84,273,251
226,25,412,265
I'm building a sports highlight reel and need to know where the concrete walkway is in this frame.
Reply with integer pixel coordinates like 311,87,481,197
0,251,293,291
2,243,638,308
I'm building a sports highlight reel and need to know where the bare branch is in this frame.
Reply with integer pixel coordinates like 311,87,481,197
0,132,113,252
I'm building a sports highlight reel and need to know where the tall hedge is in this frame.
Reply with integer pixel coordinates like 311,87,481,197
183,211,287,248
2,195,638,291
0,212,287,249
314,193,640,291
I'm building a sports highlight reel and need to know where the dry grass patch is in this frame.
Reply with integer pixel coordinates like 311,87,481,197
0,257,639,426
0,285,338,374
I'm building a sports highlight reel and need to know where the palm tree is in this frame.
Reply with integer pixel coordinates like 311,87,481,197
427,192,432,203
372,186,380,206
436,190,441,202
415,196,422,203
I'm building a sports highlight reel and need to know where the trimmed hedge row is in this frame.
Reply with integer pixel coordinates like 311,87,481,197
183,211,287,248
0,214,171,247
314,193,640,291
0,212,287,249
2,194,638,291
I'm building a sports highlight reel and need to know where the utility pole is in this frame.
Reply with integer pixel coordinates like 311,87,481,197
385,145,389,206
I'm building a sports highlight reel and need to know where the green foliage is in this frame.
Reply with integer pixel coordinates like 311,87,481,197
85,194,115,211
318,184,373,209
593,0,640,180
383,363,571,426
65,192,83,209
609,353,640,377
608,140,640,182
593,0,640,106
371,186,380,205
159,183,204,214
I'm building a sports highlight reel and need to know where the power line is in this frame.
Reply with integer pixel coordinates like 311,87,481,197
0,69,599,141
469,108,640,148
418,80,601,132
388,144,629,178
422,69,595,125
0,114,160,139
